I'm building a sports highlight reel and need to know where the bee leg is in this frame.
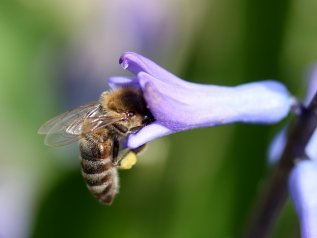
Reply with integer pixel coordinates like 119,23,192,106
111,137,137,168
117,144,147,170
111,137,120,166
118,151,138,170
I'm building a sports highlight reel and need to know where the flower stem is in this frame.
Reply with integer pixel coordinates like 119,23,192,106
245,92,317,238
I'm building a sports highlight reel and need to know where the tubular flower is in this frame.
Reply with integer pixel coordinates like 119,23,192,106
109,52,293,148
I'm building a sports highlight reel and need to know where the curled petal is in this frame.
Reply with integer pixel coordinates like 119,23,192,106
119,51,183,85
289,160,317,238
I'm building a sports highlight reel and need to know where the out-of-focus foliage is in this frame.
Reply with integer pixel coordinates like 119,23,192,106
0,0,316,237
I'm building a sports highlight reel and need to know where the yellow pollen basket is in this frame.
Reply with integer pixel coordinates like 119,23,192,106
119,152,138,170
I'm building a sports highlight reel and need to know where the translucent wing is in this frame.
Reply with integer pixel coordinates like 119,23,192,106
38,102,100,135
38,102,126,147
44,130,82,147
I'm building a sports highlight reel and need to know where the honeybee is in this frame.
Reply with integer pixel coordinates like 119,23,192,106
38,87,154,205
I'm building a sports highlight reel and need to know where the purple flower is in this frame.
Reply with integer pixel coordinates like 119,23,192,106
109,52,292,148
289,160,317,238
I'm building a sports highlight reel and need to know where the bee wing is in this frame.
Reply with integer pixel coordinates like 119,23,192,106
43,130,82,147
38,102,100,147
39,102,126,147
38,102,100,135
43,115,125,147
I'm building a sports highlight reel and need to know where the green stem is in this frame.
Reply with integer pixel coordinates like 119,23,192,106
245,93,317,238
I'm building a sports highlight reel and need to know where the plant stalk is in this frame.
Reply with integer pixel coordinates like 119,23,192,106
245,93,317,238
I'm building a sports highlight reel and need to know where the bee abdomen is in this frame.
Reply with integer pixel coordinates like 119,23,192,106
80,158,119,205
82,169,112,186
81,157,112,174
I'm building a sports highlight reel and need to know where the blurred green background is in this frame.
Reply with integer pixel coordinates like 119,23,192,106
1,0,317,237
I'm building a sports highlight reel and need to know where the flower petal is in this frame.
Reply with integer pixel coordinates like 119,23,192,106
107,76,138,89
119,52,183,85
138,72,291,131
289,160,317,238
128,122,173,148
268,128,287,165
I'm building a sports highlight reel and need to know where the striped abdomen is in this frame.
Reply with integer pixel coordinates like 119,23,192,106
79,135,119,205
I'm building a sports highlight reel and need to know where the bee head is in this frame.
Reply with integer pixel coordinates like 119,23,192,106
102,87,155,127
